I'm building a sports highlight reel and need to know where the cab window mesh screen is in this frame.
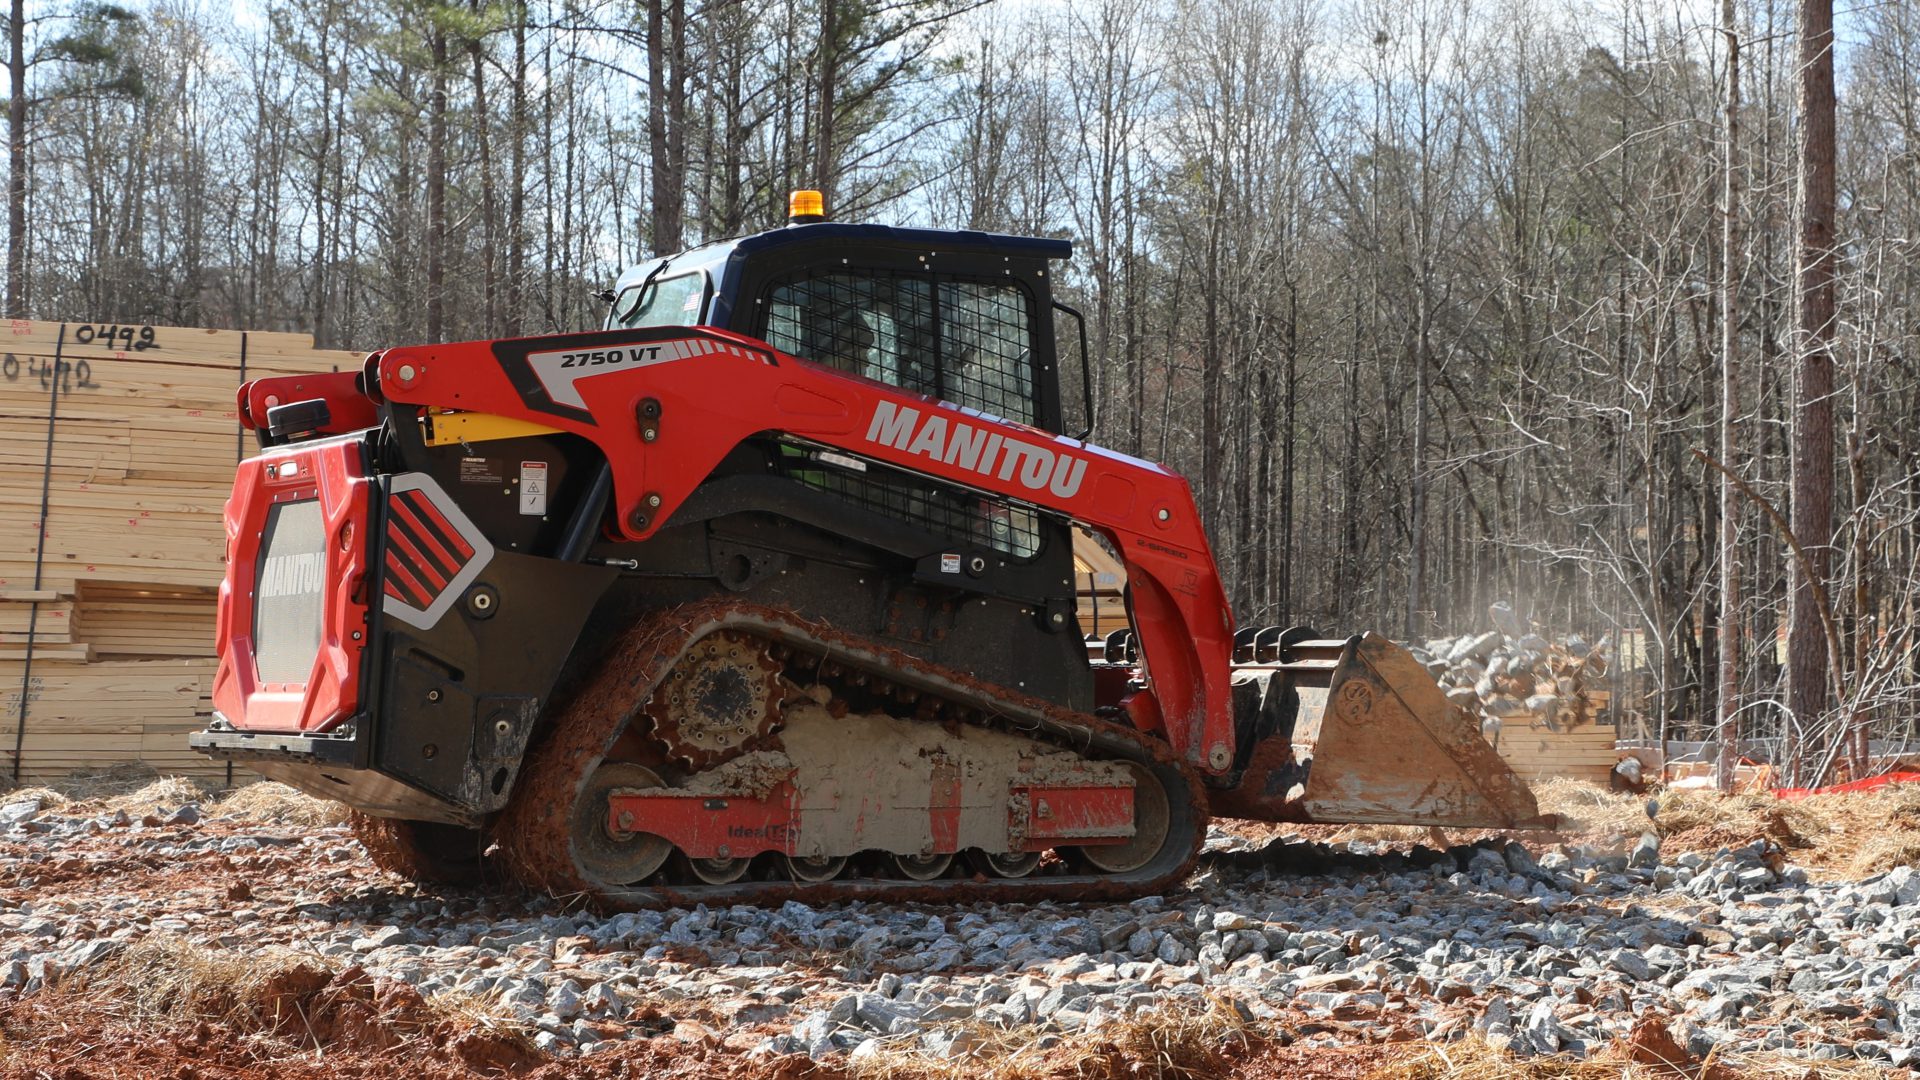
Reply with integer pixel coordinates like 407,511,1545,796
772,443,1045,559
763,272,1035,424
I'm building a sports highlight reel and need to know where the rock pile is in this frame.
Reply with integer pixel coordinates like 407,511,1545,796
1410,601,1613,733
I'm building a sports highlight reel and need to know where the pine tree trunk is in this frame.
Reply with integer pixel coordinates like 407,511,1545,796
507,8,527,337
814,0,839,200
1787,0,1837,771
471,2,497,336
1715,0,1742,793
427,22,448,342
7,0,28,318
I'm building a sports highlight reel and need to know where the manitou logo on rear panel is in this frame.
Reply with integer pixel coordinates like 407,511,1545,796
865,401,1087,498
259,552,325,599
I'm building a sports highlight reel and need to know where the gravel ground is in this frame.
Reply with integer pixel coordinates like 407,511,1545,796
1,784,1916,1077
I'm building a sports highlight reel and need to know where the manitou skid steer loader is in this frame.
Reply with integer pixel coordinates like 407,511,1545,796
193,193,1543,906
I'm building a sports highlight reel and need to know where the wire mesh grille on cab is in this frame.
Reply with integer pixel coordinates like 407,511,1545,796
771,440,1048,559
761,270,1038,426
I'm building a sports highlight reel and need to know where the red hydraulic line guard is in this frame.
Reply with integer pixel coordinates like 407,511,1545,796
371,327,1240,775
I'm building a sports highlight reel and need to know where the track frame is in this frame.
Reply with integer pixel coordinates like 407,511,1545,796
494,598,1206,909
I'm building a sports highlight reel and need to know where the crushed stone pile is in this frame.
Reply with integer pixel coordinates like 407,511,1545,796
1408,601,1614,736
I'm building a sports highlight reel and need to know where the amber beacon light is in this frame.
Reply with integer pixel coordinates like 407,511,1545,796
788,189,826,223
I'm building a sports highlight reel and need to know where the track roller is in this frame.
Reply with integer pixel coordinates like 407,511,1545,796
785,853,847,882
888,852,953,880
684,855,753,884
967,850,1041,878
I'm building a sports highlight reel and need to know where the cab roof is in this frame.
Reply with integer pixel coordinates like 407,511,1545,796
611,222,1073,296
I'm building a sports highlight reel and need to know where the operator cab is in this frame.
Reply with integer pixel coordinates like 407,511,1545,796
603,211,1077,436
600,197,1088,651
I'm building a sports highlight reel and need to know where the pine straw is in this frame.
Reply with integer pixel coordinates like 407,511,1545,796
0,785,70,809
95,776,215,815
1371,1039,1638,1079
1270,778,1920,882
71,934,334,1027
845,995,1253,1080
68,934,522,1046
1535,777,1920,877
1372,1036,1892,1079
5,773,213,815
213,781,351,827
5,764,173,803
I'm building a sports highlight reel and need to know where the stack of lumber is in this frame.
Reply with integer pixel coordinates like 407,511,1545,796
1072,528,1129,639
0,320,357,782
1489,720,1620,785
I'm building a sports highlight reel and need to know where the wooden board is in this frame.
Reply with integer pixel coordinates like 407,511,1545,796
1492,722,1619,786
1,319,356,783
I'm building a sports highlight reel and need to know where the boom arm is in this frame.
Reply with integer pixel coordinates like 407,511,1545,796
255,327,1241,775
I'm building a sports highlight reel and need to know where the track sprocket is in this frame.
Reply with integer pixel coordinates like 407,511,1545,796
642,630,785,768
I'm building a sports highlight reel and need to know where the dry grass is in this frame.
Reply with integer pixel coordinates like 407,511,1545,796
1373,1038,1641,1079
1314,822,1436,846
73,934,335,1027
0,786,70,810
213,781,351,827
70,934,527,1049
2,765,166,805
96,776,214,815
1531,777,1651,837
1536,776,1920,877
845,996,1254,1080
1372,1035,1895,1079
1536,772,1920,876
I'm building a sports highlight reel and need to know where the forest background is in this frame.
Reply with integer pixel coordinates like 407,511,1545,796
4,0,1917,780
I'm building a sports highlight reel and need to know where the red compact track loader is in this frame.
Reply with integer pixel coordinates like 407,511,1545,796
193,197,1543,905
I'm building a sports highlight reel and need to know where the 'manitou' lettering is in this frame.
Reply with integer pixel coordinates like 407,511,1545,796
864,401,1087,498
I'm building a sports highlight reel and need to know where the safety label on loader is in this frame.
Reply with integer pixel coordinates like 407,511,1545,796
519,461,548,516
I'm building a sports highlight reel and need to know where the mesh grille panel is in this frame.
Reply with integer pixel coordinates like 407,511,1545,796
763,272,1037,424
253,500,326,685
773,444,1046,559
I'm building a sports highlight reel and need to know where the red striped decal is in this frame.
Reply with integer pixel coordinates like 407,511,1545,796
405,491,476,560
388,494,467,574
383,550,433,607
385,515,452,592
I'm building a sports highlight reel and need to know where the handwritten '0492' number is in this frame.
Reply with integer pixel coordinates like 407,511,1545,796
73,324,157,351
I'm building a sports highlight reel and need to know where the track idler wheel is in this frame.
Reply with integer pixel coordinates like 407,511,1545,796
571,762,673,887
1074,762,1172,874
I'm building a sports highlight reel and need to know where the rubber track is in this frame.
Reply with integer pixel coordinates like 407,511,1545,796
349,812,487,885
493,598,1208,910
